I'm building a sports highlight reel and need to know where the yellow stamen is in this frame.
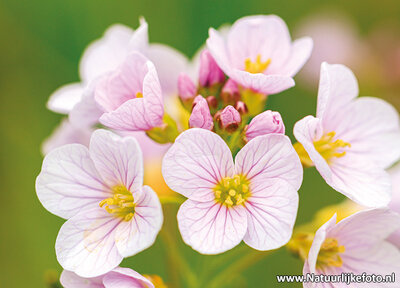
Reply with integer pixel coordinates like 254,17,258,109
245,54,271,74
99,185,136,221
317,238,345,268
136,92,143,98
294,131,351,167
214,174,251,207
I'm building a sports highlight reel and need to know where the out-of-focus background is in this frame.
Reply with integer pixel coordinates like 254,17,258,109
1,0,400,287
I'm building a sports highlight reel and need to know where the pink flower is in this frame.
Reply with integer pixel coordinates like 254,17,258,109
217,105,241,132
294,63,400,207
245,110,285,141
207,15,313,94
199,49,225,87
95,52,164,132
178,73,197,101
189,96,214,130
388,164,400,248
304,208,400,288
36,130,163,277
162,128,302,254
60,267,154,288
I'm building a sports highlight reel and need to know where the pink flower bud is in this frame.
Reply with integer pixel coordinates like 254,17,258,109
221,79,240,104
206,96,218,109
199,50,225,87
189,96,214,130
234,101,248,115
217,105,241,132
178,73,196,101
245,110,285,141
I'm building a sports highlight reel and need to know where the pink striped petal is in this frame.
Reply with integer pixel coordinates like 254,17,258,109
60,270,104,288
103,267,154,288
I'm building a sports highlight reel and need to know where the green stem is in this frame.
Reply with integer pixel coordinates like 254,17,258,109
206,249,275,288
159,195,185,205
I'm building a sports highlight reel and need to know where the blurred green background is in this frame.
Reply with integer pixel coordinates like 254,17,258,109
1,0,400,287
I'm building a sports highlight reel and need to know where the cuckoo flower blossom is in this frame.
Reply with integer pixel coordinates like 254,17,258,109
36,130,163,277
95,52,164,132
245,110,285,142
207,15,313,94
294,62,400,207
304,209,400,288
162,128,302,254
60,267,155,288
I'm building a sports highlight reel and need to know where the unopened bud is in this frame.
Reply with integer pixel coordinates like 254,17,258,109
199,50,225,87
217,105,241,132
245,110,285,141
189,96,214,130
178,73,196,102
234,101,248,115
206,96,218,109
221,79,240,104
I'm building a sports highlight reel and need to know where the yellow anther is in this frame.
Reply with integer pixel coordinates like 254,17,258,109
233,175,241,186
228,189,236,196
215,190,222,198
136,92,143,98
214,175,251,207
317,238,345,269
99,185,135,221
242,184,249,193
236,194,244,205
223,177,230,188
245,54,271,74
224,196,234,206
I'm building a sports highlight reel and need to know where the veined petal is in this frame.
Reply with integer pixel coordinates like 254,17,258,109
316,62,359,120
47,83,84,114
36,144,109,219
177,199,247,254
89,129,143,194
162,128,234,202
115,186,163,257
244,180,299,250
60,270,104,288
235,134,303,191
80,24,134,83
279,37,313,77
103,267,154,288
206,28,232,76
56,207,123,278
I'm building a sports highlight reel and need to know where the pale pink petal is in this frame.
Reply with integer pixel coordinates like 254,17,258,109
279,37,313,77
243,180,298,250
329,154,391,207
115,186,163,257
103,267,154,288
235,134,303,191
230,69,295,94
329,97,400,169
198,49,225,87
388,165,400,248
162,128,234,202
177,199,247,254
189,96,214,130
47,83,84,114
206,28,232,76
127,17,149,53
316,62,359,120
56,207,123,278
245,110,285,141
41,118,92,155
99,58,164,131
60,270,104,288
226,15,291,70
80,24,134,82
147,43,188,96
89,130,143,194
36,144,109,219
293,115,332,182
306,214,338,274
69,80,103,128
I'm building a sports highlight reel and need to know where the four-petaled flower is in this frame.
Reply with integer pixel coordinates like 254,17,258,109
294,62,400,207
162,128,302,254
36,129,163,277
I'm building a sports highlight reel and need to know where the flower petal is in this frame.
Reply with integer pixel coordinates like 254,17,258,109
47,83,84,114
177,199,247,254
235,134,303,191
279,37,313,77
162,128,234,202
243,180,298,250
79,24,134,82
89,130,143,194
103,267,154,288
56,207,123,277
36,144,109,219
115,186,163,257
60,270,104,288
316,62,359,120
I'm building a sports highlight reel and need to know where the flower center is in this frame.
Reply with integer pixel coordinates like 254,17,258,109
317,238,345,268
99,185,135,221
136,92,143,98
245,54,271,74
214,175,250,206
294,131,351,167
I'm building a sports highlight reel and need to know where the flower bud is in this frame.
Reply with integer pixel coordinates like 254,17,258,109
221,79,240,104
178,73,196,102
245,110,285,141
217,105,241,132
189,96,214,130
234,101,248,115
199,50,225,87
206,96,218,109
